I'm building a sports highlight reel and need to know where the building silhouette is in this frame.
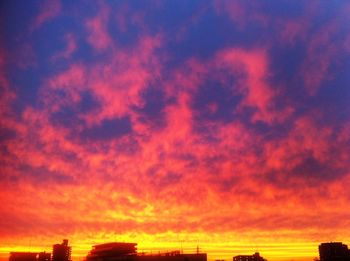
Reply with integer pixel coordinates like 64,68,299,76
86,242,207,261
38,252,51,261
86,242,137,261
233,252,266,261
319,242,350,261
136,252,207,261
9,253,38,261
9,252,51,261
52,239,71,261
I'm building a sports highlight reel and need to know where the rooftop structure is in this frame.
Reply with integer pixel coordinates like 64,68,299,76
135,253,207,261
233,252,266,261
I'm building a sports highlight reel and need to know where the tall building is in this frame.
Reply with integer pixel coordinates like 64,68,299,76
52,239,71,261
319,242,350,261
233,252,266,261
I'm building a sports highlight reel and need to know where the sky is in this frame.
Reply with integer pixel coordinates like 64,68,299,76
0,1,350,260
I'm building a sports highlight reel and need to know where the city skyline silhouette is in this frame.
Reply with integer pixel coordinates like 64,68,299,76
7,239,350,261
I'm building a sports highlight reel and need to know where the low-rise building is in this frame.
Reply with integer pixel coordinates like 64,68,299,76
233,252,266,261
9,252,38,261
86,242,207,261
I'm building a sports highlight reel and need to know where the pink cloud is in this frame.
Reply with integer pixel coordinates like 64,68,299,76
85,3,112,52
216,49,274,121
280,20,309,45
263,113,350,186
164,47,287,124
0,49,18,132
301,22,339,95
279,2,350,95
214,1,268,29
278,2,319,46
45,35,163,127
52,34,77,61
114,3,148,35
31,0,61,31
44,63,87,112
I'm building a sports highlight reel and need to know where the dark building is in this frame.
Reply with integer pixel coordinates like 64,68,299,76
319,242,350,261
9,253,38,261
52,240,71,261
86,242,137,261
9,251,50,261
233,252,266,261
38,252,51,261
85,242,207,261
135,252,207,261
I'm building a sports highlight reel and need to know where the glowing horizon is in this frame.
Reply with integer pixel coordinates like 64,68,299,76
1,1,350,261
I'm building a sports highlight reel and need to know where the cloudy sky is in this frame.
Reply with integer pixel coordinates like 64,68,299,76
1,1,350,260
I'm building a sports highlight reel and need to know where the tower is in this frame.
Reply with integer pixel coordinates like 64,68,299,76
52,240,71,261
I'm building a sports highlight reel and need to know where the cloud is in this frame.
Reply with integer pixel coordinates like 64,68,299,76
51,34,77,61
2,40,347,244
85,2,112,52
31,0,61,31
80,117,132,141
213,0,268,30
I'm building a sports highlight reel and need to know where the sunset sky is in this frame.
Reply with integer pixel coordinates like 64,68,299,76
1,1,350,261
